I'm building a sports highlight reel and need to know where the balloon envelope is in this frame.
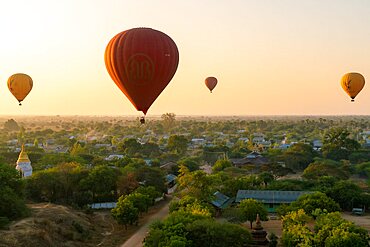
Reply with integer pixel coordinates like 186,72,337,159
7,73,33,105
105,28,179,114
341,72,365,102
205,77,217,92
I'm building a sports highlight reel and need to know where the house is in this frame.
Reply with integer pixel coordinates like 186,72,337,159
191,138,206,147
144,159,152,166
94,143,111,148
312,140,323,150
235,190,313,213
364,139,370,148
160,161,178,173
7,139,18,145
252,136,265,145
260,140,272,148
211,191,234,212
278,144,291,150
231,151,269,168
238,137,249,143
165,174,177,188
105,154,124,161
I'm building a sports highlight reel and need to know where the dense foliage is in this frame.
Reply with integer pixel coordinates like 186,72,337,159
0,163,29,225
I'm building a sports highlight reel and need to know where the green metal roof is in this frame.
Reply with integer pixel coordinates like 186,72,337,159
211,191,234,209
236,190,313,204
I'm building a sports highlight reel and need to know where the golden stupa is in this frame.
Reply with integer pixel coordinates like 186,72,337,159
17,144,31,163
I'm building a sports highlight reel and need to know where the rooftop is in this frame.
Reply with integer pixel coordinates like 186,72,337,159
236,190,313,204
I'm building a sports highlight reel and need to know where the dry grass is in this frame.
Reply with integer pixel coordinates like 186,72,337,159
0,200,169,247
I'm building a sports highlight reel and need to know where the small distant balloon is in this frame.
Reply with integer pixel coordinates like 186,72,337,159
341,72,365,102
7,73,33,105
205,77,217,93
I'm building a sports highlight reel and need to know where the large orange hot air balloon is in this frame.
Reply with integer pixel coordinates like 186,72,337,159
205,77,217,93
105,28,179,117
341,72,365,102
7,73,33,105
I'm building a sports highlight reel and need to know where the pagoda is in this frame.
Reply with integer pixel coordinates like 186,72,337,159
15,144,32,178
251,214,269,246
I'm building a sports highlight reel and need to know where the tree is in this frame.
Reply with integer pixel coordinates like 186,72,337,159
239,198,268,229
212,159,232,172
70,142,85,156
326,180,363,211
161,113,176,131
120,138,142,156
135,186,161,205
322,128,360,160
0,163,29,221
17,126,25,144
281,209,370,247
167,135,188,155
186,219,252,247
302,159,349,180
142,142,161,158
178,166,216,202
279,192,340,217
111,198,139,229
315,212,369,247
117,172,139,196
178,157,200,172
124,192,151,213
267,179,312,191
135,166,166,193
26,162,90,205
144,210,251,247
259,171,275,187
281,143,316,170
80,165,119,201
268,233,278,247
33,138,39,147
144,211,207,247
281,210,313,247
169,196,214,217
3,119,20,131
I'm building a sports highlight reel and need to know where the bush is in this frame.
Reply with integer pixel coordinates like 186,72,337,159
0,216,10,229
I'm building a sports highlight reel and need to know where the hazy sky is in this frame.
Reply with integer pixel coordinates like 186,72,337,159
1,0,370,116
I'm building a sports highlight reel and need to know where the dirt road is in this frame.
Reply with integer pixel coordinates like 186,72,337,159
120,199,170,247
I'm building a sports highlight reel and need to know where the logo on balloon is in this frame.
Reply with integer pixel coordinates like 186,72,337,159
126,53,155,85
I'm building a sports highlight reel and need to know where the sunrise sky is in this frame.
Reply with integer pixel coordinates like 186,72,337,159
1,0,370,116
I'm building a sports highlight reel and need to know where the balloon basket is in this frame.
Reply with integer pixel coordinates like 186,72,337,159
140,117,146,124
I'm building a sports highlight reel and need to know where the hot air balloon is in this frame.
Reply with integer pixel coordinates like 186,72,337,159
105,28,179,121
205,77,217,93
7,73,33,105
341,72,365,102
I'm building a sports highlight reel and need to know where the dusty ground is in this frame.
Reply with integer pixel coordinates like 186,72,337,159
342,212,370,233
0,199,170,247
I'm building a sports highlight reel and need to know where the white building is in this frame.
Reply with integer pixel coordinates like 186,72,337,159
15,145,32,178
105,154,125,161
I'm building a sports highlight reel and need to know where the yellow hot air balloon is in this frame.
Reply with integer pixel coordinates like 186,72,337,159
7,73,33,105
341,72,365,102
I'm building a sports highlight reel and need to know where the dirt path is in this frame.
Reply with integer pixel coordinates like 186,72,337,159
120,199,170,247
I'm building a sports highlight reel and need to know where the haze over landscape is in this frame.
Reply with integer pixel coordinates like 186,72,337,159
1,0,370,116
